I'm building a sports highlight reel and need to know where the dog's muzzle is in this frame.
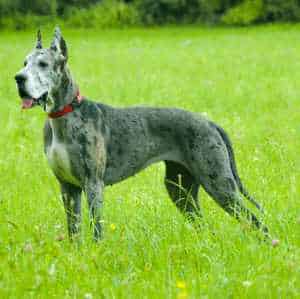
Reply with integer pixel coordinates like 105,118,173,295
20,92,48,110
15,73,48,109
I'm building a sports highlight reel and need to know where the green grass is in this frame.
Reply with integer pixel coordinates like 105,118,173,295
0,25,299,298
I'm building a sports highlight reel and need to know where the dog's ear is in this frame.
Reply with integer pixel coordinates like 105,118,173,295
36,29,42,49
50,26,68,61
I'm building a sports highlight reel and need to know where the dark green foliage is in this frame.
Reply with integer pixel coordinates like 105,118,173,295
56,0,100,15
0,0,57,16
1,0,300,29
262,0,300,22
0,0,100,17
133,0,241,24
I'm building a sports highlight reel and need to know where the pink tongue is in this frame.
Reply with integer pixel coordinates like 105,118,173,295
22,99,33,109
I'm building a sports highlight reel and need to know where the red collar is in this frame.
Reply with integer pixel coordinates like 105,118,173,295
48,90,83,119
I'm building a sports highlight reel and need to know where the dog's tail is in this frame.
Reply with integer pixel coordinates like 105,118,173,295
211,122,264,213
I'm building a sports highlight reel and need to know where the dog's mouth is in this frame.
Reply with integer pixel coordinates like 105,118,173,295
21,92,48,110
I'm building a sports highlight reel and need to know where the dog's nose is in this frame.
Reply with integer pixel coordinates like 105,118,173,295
15,74,27,84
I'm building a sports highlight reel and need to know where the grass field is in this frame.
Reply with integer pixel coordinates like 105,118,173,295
0,25,299,298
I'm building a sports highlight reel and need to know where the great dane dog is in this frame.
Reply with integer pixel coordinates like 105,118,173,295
15,28,268,241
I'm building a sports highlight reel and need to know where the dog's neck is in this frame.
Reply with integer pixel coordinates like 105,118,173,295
46,67,78,113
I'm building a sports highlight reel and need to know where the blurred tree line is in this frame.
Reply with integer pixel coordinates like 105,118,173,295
1,0,300,28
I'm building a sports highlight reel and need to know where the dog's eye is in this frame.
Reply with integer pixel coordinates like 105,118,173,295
39,61,48,68
23,61,27,67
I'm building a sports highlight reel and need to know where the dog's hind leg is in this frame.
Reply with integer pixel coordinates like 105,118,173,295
164,161,202,222
60,182,82,240
187,123,268,236
200,174,268,235
84,180,104,241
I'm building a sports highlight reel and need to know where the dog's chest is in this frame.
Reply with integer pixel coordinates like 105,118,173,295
46,139,80,186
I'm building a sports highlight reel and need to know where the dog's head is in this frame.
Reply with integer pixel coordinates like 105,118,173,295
15,27,68,111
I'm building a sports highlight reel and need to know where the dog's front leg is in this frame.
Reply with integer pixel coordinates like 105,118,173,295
85,180,104,241
60,181,82,240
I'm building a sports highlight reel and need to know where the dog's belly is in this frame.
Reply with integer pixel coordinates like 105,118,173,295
104,149,184,185
46,140,80,186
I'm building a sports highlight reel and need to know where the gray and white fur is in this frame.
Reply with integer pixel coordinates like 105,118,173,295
15,28,268,240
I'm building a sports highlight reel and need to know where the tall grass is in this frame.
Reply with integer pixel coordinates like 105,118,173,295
0,25,299,298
